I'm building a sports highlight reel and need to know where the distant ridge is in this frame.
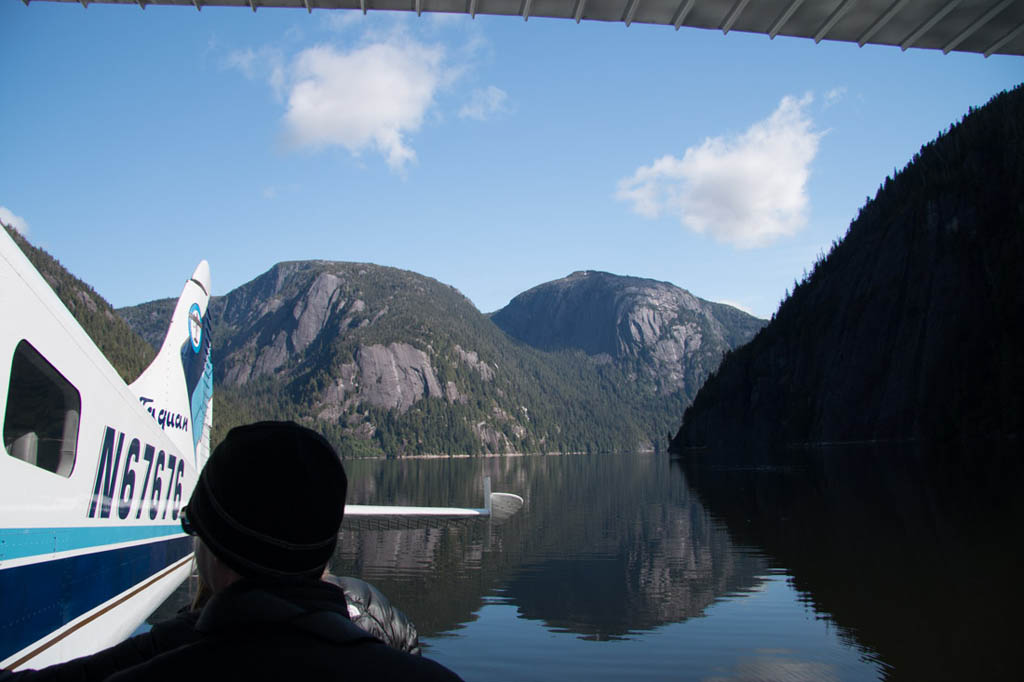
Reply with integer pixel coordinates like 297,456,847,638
672,84,1024,453
491,270,764,402
120,263,761,456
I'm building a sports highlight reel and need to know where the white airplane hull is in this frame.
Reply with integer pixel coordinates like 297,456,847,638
0,227,212,670
3,553,193,670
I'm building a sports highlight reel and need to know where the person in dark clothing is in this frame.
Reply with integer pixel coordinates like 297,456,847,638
0,611,200,682
2,422,462,682
102,578,439,682
0,577,426,682
324,574,421,655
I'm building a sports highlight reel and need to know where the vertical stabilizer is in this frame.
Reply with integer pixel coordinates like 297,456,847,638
129,261,213,471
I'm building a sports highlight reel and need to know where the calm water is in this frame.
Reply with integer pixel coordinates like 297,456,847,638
156,447,1022,680
328,447,1024,681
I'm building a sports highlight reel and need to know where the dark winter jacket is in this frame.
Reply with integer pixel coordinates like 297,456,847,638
0,612,200,682
324,575,421,655
3,579,461,682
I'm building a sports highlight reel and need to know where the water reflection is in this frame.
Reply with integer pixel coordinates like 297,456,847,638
333,453,769,640
147,446,1020,679
677,444,1024,681
152,451,886,679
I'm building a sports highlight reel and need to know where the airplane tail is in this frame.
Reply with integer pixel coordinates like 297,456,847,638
129,261,213,472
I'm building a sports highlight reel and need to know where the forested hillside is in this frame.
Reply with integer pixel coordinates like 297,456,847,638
4,225,155,383
122,263,759,457
3,220,759,459
492,270,764,402
672,84,1024,453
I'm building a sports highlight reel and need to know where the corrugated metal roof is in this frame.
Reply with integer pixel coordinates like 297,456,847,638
28,0,1024,57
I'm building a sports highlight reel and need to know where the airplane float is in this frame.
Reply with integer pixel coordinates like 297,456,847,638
0,226,522,671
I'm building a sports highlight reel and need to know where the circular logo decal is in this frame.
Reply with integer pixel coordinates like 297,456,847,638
188,303,203,353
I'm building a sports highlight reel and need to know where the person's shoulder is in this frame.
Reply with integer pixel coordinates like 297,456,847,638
410,655,464,682
103,632,464,682
147,610,200,650
343,642,464,682
101,637,217,682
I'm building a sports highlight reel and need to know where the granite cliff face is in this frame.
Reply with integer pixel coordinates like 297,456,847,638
122,261,731,456
121,261,764,456
672,85,1024,452
492,271,765,401
204,261,515,451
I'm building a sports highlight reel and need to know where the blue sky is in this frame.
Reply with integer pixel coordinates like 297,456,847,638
2,3,1021,319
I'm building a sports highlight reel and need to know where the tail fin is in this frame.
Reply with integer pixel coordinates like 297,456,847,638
129,261,213,471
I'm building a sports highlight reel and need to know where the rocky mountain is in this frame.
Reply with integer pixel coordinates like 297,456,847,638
491,270,765,401
7,220,758,458
672,84,1024,453
120,263,760,457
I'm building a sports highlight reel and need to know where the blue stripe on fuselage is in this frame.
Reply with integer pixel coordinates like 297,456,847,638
0,535,192,663
0,525,183,562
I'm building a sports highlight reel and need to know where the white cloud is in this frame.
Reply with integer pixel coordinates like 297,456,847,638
203,36,219,60
224,48,258,78
0,206,29,235
225,47,287,100
283,40,452,171
616,94,823,249
224,24,492,172
459,86,508,120
824,86,847,107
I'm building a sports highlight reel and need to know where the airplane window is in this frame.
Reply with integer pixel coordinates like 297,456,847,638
3,340,80,477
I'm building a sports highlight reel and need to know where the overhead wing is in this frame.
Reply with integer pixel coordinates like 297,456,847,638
26,0,1024,58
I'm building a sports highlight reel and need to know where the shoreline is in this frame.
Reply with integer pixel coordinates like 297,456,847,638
345,448,657,461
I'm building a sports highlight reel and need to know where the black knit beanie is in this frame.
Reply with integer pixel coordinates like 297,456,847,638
185,421,347,579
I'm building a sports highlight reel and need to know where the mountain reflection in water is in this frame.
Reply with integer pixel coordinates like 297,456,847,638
334,453,768,641
332,453,882,680
152,448,1017,680
679,444,1023,681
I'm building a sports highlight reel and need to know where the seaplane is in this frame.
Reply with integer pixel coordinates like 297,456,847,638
0,225,523,671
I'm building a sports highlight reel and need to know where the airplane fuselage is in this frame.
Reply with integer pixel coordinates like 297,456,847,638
0,229,211,670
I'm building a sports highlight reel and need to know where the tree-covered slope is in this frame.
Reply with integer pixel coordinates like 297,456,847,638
123,261,701,456
4,225,155,383
491,270,764,402
672,84,1024,452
